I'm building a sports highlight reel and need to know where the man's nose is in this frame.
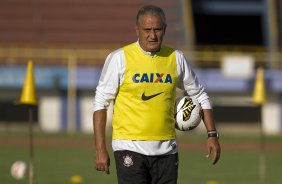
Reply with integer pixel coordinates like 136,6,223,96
149,30,157,39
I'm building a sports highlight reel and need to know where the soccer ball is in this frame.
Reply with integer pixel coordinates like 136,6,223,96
174,96,202,131
11,161,27,180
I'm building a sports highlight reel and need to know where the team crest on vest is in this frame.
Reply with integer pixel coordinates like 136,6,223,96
132,73,172,83
123,154,134,167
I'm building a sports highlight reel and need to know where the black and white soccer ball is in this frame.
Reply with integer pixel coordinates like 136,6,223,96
174,96,202,131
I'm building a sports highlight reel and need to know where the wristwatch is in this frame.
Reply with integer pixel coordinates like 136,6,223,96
207,131,219,139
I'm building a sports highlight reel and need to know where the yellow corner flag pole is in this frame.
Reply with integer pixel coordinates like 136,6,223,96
252,67,266,184
18,60,37,184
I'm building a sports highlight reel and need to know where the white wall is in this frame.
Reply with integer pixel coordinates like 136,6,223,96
38,94,282,135
80,97,93,133
263,100,281,134
80,97,113,133
39,96,61,132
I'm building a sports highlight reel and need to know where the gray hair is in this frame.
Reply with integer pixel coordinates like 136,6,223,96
136,5,166,27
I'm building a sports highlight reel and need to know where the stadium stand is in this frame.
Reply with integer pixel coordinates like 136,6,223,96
0,0,186,66
0,0,184,46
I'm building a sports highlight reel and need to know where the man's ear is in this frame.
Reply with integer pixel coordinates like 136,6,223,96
163,25,167,34
135,25,139,37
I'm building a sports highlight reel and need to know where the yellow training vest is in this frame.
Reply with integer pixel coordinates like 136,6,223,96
112,43,178,140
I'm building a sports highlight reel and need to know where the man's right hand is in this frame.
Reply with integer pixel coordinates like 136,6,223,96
95,149,110,174
93,109,110,174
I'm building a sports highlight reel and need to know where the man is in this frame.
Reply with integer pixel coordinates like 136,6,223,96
93,5,221,184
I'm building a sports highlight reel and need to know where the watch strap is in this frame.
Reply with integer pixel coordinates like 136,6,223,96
207,131,219,138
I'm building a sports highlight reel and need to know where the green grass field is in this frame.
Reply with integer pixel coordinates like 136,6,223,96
1,132,282,184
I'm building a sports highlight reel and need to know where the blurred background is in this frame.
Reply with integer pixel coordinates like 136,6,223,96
0,0,281,135
1,0,282,184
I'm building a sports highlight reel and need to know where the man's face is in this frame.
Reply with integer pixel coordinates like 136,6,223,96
135,14,166,52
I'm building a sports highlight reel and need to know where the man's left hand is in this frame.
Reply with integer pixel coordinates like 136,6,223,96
206,137,221,165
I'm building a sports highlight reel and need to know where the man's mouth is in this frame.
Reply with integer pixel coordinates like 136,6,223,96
149,41,158,44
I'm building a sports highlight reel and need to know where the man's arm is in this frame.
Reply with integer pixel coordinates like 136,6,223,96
175,51,221,164
93,109,110,174
202,109,221,165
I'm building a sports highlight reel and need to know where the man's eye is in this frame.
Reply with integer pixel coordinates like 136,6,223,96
144,29,151,33
143,28,162,33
